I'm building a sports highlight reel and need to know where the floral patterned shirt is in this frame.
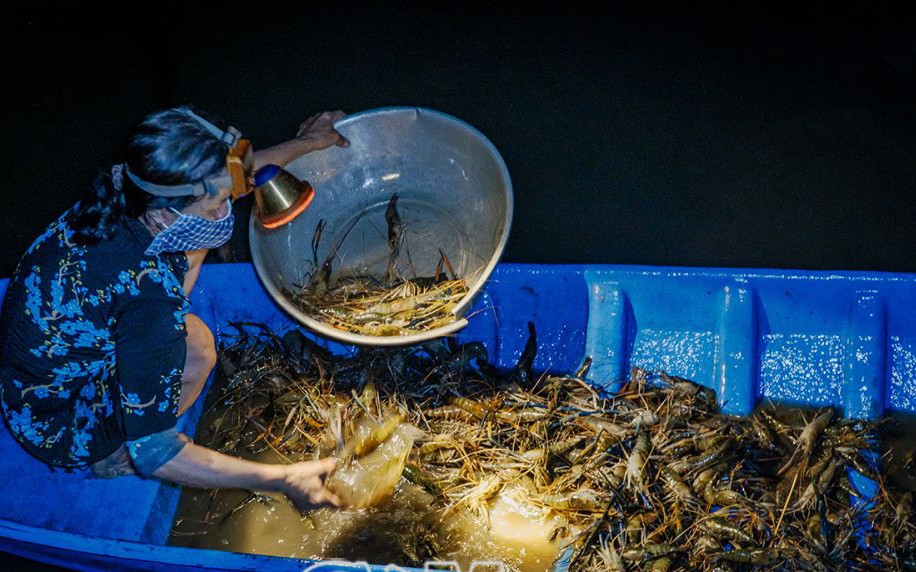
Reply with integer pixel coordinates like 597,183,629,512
0,209,189,468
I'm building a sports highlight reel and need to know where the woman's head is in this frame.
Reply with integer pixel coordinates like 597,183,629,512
69,104,237,246
122,105,231,216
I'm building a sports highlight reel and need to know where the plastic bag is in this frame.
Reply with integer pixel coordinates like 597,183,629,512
326,421,424,509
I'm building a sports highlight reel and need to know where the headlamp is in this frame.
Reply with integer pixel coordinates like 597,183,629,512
225,139,254,200
124,107,314,229
124,108,254,199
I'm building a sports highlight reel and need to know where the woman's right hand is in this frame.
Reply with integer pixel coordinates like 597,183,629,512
295,111,350,149
281,457,342,512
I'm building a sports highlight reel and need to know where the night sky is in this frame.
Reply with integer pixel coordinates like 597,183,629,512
2,2,916,570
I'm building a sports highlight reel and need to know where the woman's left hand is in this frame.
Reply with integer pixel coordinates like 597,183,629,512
296,110,350,149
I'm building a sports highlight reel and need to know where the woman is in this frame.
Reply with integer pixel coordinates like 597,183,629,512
0,105,347,511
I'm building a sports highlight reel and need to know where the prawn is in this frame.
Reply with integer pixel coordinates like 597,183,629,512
384,193,404,285
625,432,651,493
778,408,834,476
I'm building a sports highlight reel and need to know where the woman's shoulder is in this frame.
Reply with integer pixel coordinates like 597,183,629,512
9,213,184,304
89,221,188,302
89,216,149,255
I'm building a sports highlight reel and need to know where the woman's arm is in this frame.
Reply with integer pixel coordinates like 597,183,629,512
153,439,341,511
252,110,350,171
182,249,208,295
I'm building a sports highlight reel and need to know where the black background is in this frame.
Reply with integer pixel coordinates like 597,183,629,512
2,2,916,570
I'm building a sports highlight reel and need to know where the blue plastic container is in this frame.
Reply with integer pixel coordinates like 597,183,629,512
0,261,912,571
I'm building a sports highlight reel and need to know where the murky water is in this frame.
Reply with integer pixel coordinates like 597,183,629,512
169,397,564,572
169,450,563,571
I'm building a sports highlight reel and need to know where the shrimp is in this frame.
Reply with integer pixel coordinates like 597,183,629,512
692,462,727,501
220,491,275,524
540,488,610,512
442,473,503,520
341,408,407,460
307,209,366,297
715,547,783,564
434,247,455,282
659,435,697,457
309,219,330,296
450,395,548,425
522,435,586,462
623,512,659,546
384,193,404,285
778,408,834,476
755,407,798,450
671,438,734,475
625,432,651,493
595,534,625,572
659,465,698,507
795,457,841,509
703,516,755,545
894,491,913,529
704,487,750,508
577,415,630,441
621,544,679,562
513,321,538,388
628,411,661,429
805,512,826,552
402,462,445,498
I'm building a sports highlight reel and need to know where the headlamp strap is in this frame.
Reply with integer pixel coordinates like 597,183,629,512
123,165,212,197
124,107,241,198
178,107,241,147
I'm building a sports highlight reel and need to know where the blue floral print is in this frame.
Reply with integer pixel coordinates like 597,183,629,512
0,210,190,468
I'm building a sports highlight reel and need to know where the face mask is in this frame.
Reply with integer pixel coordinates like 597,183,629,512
145,199,234,256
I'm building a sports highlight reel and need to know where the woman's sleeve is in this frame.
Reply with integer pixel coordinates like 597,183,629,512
125,427,189,475
112,289,188,442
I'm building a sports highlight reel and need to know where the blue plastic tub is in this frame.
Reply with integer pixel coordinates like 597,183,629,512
0,261,912,571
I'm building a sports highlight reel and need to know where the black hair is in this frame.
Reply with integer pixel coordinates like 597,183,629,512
67,104,231,246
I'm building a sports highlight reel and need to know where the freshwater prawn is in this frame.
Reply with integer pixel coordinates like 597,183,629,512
778,408,835,477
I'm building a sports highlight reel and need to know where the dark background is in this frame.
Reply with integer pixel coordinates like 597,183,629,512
2,2,916,570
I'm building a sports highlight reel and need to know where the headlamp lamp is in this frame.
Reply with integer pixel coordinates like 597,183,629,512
225,139,254,201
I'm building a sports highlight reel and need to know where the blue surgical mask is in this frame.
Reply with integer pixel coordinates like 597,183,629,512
145,199,234,256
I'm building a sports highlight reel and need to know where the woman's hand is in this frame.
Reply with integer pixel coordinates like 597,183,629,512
281,457,342,512
251,111,350,170
295,111,350,149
